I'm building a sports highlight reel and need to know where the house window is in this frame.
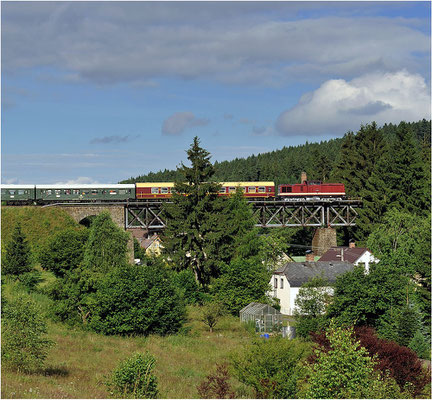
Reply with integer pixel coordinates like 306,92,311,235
274,277,278,289
280,278,284,289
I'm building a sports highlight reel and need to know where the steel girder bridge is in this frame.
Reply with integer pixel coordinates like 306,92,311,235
125,199,362,231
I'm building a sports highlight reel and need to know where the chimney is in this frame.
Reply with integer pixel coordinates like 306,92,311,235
301,171,307,184
349,240,355,249
305,250,314,262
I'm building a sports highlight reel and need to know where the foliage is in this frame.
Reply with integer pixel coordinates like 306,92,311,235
171,268,206,305
2,222,33,276
408,329,431,360
212,257,272,315
259,228,297,270
1,293,55,373
294,276,331,338
200,301,225,332
39,228,89,277
197,364,236,399
311,325,429,397
231,336,310,399
327,262,410,327
106,352,158,399
89,262,186,335
161,137,228,287
82,211,130,273
303,321,406,399
16,270,43,292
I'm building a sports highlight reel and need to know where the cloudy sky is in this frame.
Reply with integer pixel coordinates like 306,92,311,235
2,1,431,184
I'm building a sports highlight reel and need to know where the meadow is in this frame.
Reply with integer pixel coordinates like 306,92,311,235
2,281,255,399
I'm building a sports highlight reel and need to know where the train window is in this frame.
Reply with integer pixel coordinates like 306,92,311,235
109,190,117,195
46,190,52,196
258,187,265,193
228,187,236,193
64,190,71,195
219,187,226,193
73,189,80,195
119,189,126,195
240,187,246,192
151,187,159,194
82,190,89,195
55,190,61,195
92,190,98,195
18,190,25,195
1,190,6,195
280,186,287,193
161,187,169,194
9,190,16,195
248,186,256,193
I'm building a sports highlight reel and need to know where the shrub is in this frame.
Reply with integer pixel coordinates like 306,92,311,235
17,270,43,292
197,364,236,399
89,263,186,335
2,222,32,276
39,228,88,277
231,336,310,398
106,352,158,399
303,322,406,399
1,294,54,372
408,329,430,360
201,301,225,332
172,269,206,305
311,325,430,396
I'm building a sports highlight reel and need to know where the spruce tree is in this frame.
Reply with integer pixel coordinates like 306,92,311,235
358,122,428,240
2,222,32,276
162,137,227,287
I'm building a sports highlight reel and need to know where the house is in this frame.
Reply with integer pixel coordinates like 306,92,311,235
318,242,378,273
142,234,163,256
269,261,354,315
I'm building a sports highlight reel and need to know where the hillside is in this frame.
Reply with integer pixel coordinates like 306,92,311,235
121,119,431,187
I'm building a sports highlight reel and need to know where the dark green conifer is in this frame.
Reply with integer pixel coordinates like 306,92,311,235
2,222,32,276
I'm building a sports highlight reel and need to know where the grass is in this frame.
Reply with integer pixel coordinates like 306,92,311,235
1,284,255,399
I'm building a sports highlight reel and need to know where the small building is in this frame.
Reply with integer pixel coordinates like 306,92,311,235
269,261,354,315
239,302,283,333
142,234,163,256
318,242,378,273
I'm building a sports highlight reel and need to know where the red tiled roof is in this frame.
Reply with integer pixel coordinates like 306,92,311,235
318,247,368,264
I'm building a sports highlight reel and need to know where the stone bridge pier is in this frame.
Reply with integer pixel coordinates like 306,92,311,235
58,204,134,263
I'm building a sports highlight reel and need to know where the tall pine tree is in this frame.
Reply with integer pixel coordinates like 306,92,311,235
162,137,227,287
2,222,32,276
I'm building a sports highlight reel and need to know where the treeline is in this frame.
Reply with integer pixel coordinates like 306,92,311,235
122,119,430,190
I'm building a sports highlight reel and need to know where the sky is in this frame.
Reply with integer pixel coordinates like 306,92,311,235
1,1,431,184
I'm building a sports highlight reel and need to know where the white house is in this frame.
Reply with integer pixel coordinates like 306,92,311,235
269,261,354,315
318,243,379,273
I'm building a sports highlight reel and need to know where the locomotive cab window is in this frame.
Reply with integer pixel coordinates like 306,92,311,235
151,187,159,194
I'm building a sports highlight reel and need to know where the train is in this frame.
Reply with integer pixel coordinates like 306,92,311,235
1,180,346,204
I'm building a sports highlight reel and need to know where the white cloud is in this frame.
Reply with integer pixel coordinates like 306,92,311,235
162,112,209,135
55,176,100,185
276,70,431,136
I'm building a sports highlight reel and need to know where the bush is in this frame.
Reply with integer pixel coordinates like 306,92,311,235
197,364,236,399
106,352,158,399
172,269,206,305
17,270,43,292
231,336,310,398
1,294,54,372
39,228,88,277
304,322,406,399
311,325,430,396
89,263,186,335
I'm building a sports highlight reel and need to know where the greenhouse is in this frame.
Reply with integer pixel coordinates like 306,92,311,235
239,302,283,333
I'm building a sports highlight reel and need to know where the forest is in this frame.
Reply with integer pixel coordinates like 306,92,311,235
1,119,431,398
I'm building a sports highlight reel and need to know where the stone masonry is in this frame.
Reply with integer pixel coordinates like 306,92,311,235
311,227,337,257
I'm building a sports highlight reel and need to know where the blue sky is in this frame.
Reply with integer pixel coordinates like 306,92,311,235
2,1,431,184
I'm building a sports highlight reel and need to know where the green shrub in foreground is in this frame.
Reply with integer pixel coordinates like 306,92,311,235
1,294,54,372
106,352,158,399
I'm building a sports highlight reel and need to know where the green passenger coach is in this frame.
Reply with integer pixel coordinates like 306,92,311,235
35,184,135,202
1,185,36,202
